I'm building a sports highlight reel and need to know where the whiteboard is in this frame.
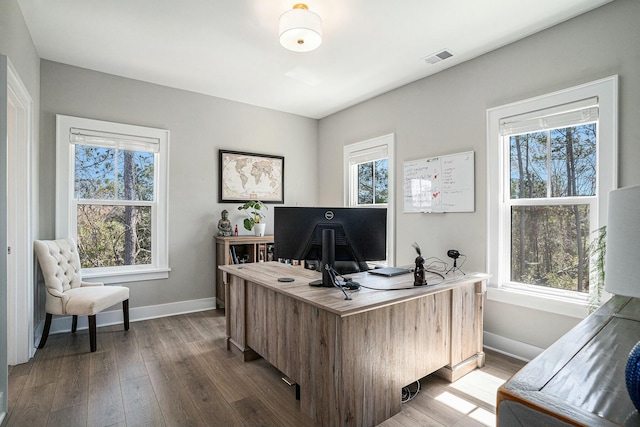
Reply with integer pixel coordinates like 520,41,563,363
402,151,474,213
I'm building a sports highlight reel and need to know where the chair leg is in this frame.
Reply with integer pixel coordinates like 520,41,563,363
38,313,52,349
89,315,97,352
123,299,130,331
71,315,78,333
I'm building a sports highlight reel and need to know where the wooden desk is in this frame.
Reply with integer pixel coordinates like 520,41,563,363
497,295,640,426
220,262,488,426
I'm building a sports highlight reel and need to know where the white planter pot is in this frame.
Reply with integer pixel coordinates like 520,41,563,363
254,223,266,236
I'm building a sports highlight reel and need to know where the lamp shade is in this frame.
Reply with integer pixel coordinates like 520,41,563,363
279,4,322,52
604,185,640,297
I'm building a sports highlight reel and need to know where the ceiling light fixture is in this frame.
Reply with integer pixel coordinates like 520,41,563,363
279,3,322,53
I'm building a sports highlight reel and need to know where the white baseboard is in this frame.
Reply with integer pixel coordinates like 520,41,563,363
483,331,544,362
45,297,217,335
35,300,542,364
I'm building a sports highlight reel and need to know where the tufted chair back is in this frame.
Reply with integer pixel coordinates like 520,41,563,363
34,237,85,315
34,237,83,291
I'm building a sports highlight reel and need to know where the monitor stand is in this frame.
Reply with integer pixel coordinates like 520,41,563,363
309,229,335,287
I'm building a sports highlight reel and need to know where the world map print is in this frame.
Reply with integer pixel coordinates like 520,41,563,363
220,151,283,202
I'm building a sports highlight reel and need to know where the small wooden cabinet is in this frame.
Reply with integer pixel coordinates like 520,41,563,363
214,235,274,308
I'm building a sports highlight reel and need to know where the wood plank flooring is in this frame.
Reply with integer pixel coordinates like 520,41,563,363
4,310,525,427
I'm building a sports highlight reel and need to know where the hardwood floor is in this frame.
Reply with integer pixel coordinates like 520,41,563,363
4,310,525,427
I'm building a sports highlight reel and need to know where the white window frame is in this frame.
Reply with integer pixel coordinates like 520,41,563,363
56,115,170,284
343,133,396,266
486,76,618,318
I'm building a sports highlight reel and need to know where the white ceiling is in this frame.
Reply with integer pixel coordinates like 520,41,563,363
17,0,612,119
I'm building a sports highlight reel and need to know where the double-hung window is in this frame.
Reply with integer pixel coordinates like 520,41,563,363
344,133,395,265
487,76,617,317
56,115,170,283
346,143,389,206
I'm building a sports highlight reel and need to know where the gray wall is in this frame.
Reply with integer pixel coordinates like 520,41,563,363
0,0,40,94
0,0,41,414
318,0,640,354
39,61,318,310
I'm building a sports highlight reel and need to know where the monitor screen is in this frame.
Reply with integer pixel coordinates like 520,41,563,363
274,207,387,284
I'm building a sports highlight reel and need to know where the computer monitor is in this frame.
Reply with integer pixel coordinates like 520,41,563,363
274,207,387,286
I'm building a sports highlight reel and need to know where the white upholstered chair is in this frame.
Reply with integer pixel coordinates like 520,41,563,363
34,237,130,352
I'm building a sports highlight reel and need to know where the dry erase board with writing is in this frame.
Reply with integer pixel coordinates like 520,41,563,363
402,151,474,213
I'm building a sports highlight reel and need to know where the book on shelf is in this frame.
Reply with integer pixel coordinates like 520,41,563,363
230,246,239,264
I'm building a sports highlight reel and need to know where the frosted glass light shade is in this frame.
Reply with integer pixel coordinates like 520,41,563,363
279,4,322,52
604,185,640,297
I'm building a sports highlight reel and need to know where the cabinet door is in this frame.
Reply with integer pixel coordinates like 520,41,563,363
227,275,247,351
450,282,481,365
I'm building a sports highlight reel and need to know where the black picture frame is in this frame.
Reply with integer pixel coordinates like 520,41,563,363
218,149,284,203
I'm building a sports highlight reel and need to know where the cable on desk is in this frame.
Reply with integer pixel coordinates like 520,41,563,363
326,264,362,300
423,257,449,273
425,269,445,280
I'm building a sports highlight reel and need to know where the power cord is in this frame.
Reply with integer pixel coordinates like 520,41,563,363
337,255,451,292
325,264,361,300
423,256,449,273
402,380,421,403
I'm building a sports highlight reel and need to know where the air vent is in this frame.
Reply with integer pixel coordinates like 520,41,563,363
423,49,453,65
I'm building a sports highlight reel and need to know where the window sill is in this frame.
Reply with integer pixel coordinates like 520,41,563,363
487,286,590,319
82,267,171,284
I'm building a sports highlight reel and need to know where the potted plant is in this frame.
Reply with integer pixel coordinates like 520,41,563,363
238,200,267,236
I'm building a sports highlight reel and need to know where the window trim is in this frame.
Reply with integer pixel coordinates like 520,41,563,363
56,115,170,284
343,134,396,266
486,76,618,317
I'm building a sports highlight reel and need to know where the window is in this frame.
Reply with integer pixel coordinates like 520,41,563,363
56,115,170,283
345,138,390,207
487,76,617,317
344,133,395,265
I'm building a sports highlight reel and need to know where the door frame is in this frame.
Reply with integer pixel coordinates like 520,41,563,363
6,59,35,365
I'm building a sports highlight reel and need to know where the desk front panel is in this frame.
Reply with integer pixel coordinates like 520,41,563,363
242,277,452,426
338,291,452,426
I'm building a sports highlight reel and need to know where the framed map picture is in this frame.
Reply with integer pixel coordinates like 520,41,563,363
219,150,284,203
